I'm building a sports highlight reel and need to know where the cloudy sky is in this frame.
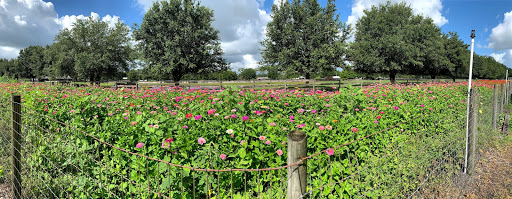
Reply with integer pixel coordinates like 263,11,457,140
1,0,512,70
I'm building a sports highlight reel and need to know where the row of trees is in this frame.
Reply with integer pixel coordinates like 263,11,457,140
0,0,509,84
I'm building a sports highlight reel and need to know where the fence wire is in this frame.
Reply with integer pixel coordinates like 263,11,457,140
0,84,508,199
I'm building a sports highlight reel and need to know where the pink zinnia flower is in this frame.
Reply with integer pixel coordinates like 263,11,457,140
136,142,144,148
242,116,249,121
161,140,169,148
198,137,206,145
326,125,332,130
374,120,378,124
182,125,188,129
326,148,334,156
352,128,358,133
265,140,271,145
131,121,137,126
269,122,276,126
276,150,283,156
319,126,325,131
393,106,399,110
376,116,381,119
298,109,304,114
219,154,227,160
240,140,245,145
259,136,266,141
355,108,359,111
379,111,384,114
194,115,202,120
207,109,216,115
230,114,237,118
289,116,294,120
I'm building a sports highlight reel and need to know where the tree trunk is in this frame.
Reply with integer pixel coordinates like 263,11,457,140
173,73,181,87
389,72,396,84
431,75,436,80
305,73,310,80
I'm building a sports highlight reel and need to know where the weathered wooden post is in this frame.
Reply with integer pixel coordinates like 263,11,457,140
11,95,22,199
287,130,307,199
253,80,255,89
312,79,315,91
114,82,118,89
467,89,478,174
285,80,287,91
220,80,222,90
338,79,341,89
501,83,506,113
493,85,499,130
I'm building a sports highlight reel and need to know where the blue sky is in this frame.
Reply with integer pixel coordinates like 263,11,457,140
1,0,512,70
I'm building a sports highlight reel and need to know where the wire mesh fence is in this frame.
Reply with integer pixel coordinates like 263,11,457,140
0,82,509,198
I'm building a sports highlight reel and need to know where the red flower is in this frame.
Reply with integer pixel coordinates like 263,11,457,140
186,113,193,118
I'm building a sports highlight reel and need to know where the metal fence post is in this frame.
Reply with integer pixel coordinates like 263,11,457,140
287,130,307,199
493,85,498,130
11,95,22,199
467,89,478,174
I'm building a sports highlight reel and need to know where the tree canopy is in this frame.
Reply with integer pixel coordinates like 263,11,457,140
261,0,350,79
134,0,227,84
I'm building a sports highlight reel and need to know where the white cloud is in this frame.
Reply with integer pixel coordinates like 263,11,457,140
487,11,512,52
0,46,20,59
347,0,448,27
491,52,505,63
0,0,123,59
136,0,272,70
490,50,512,68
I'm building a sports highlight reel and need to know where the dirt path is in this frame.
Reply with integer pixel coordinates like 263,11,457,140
426,136,512,198
0,182,11,199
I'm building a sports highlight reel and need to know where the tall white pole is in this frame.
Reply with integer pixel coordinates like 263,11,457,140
464,30,476,174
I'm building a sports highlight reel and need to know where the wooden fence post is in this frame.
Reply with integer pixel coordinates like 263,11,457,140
501,83,506,113
219,80,222,90
467,89,478,174
253,80,255,89
312,79,315,91
285,80,287,91
11,95,22,199
287,130,307,199
493,85,499,130
114,82,118,89
338,79,341,89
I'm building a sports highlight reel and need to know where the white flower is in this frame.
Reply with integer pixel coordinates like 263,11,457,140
226,129,234,134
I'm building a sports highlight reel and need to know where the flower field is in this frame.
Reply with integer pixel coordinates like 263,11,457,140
0,81,501,198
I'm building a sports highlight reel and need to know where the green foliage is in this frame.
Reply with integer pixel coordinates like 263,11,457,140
16,46,47,80
0,59,16,77
0,81,487,198
443,32,470,81
50,17,133,82
127,70,142,82
133,0,227,83
239,68,257,80
338,69,359,79
350,2,427,83
261,0,350,79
